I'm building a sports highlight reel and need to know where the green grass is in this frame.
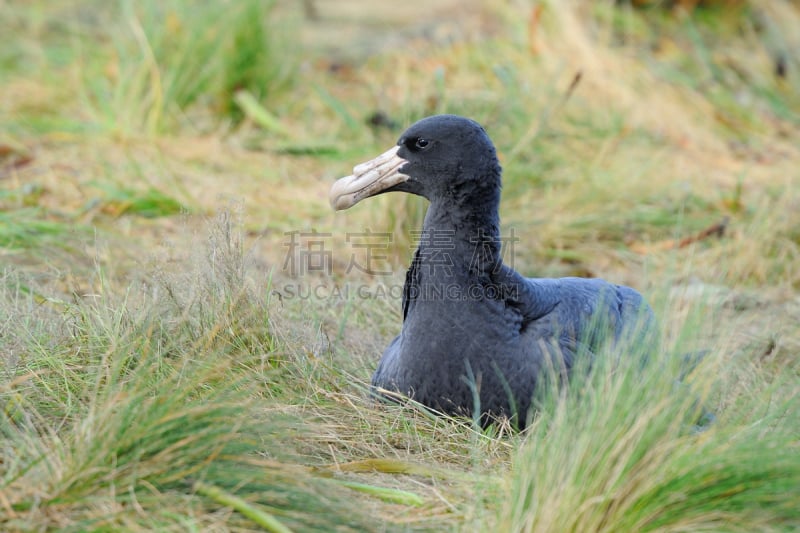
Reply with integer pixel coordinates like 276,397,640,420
0,209,78,250
0,218,369,531
499,340,798,532
1,0,293,137
1,0,799,530
86,182,184,218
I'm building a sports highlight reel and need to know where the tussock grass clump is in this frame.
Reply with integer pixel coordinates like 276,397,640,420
497,334,799,532
0,214,367,531
3,0,293,137
84,0,293,135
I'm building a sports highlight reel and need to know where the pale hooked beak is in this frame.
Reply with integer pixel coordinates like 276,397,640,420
329,145,409,210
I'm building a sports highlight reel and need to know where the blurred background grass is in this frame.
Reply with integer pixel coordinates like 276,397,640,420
1,0,799,530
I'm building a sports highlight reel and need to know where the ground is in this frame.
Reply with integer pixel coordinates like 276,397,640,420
1,1,799,531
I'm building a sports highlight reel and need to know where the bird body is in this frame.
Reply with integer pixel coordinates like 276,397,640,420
330,115,655,426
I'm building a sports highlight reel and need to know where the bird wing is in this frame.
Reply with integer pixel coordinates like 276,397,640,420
494,263,655,350
402,248,421,322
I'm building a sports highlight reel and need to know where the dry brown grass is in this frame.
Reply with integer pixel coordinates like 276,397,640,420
2,0,799,530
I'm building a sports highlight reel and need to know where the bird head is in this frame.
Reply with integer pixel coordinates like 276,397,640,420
330,114,501,211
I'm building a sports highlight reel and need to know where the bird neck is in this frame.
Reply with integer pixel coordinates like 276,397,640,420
418,191,502,277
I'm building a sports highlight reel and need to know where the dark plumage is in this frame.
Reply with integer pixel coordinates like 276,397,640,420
330,114,656,427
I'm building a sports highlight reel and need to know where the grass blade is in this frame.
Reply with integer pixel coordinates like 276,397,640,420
334,480,424,507
194,481,293,533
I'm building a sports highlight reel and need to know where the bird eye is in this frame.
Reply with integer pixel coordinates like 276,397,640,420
414,138,429,150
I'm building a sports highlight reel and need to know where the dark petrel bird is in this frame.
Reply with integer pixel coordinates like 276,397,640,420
330,114,656,427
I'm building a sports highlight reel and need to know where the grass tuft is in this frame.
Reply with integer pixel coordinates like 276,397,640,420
0,209,82,250
0,213,368,531
17,0,297,136
497,324,799,532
